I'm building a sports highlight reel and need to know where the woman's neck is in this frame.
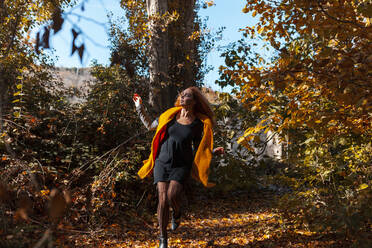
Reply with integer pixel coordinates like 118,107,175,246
180,106,194,118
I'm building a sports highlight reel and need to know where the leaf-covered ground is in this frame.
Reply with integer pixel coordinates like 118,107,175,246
61,190,353,248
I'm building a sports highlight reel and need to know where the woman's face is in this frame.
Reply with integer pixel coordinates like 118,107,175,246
179,88,195,107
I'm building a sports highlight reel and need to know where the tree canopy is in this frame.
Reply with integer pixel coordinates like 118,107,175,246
218,0,371,240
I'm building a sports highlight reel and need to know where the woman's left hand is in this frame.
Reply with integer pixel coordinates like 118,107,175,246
213,147,225,156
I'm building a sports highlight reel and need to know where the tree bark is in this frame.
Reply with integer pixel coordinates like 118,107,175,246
146,0,170,115
179,0,196,89
145,0,200,115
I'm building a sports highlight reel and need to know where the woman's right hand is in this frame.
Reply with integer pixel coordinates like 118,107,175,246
133,93,142,108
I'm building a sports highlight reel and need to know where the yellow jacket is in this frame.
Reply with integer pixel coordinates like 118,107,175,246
137,107,215,187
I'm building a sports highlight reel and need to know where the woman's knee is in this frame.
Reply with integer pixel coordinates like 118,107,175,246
167,190,175,202
157,182,169,203
158,191,168,205
167,185,182,202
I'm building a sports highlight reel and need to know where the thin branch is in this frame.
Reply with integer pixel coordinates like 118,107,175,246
29,217,48,228
317,1,366,29
67,12,108,27
32,157,46,178
67,130,148,187
61,118,72,137
33,228,52,248
64,17,109,49
2,118,28,130
136,189,148,208
58,228,98,234
62,0,90,15
256,131,276,157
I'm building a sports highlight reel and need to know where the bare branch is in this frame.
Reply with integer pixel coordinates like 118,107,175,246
64,17,109,49
67,12,108,27
2,118,28,130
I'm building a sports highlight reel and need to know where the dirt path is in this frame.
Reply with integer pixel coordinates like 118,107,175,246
68,190,350,248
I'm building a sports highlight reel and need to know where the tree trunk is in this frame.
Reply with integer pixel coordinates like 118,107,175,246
146,0,170,115
166,0,197,100
146,0,198,115
179,0,196,89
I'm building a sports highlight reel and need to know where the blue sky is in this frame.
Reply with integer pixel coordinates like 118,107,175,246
48,0,257,91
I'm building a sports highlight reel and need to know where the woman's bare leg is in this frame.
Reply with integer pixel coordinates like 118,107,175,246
157,182,169,237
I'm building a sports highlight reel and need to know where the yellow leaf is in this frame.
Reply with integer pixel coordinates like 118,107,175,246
16,84,23,89
206,1,214,7
258,26,265,34
252,10,257,17
13,111,20,118
358,184,368,190
40,189,50,196
237,137,246,144
294,230,314,236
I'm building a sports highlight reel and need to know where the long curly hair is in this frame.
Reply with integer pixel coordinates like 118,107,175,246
174,86,215,127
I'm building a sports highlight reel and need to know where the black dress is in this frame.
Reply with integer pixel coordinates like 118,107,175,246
153,117,203,184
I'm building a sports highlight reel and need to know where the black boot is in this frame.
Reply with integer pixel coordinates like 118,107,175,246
171,211,181,231
159,236,167,248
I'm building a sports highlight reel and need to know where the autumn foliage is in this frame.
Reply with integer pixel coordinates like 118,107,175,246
218,0,371,243
1,0,371,247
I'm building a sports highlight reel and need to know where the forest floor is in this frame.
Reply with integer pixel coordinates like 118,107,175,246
58,190,353,248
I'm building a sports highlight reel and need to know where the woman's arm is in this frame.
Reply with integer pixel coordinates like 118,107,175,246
133,94,158,131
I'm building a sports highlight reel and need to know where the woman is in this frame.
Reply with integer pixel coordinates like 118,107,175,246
133,87,224,248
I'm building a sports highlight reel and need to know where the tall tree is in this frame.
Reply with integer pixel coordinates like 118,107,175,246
120,0,209,115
